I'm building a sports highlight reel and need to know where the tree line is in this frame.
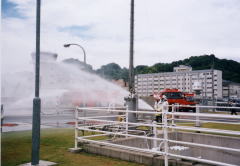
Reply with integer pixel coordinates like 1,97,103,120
64,55,240,83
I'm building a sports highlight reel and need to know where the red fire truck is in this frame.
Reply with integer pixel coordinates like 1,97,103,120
154,89,196,112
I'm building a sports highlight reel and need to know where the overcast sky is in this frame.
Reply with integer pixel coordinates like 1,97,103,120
2,0,240,71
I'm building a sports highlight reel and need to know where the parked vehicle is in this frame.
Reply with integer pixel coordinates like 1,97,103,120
153,89,197,112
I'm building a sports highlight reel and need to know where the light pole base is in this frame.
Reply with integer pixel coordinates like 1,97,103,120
124,96,137,122
68,147,82,153
19,160,57,166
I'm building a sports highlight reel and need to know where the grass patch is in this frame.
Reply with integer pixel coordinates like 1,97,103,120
1,128,144,166
176,122,240,137
136,126,151,130
203,111,229,114
177,122,240,131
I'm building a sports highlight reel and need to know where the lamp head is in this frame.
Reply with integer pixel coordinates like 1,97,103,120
63,44,71,48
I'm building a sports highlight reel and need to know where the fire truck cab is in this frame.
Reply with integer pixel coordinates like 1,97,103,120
154,89,196,112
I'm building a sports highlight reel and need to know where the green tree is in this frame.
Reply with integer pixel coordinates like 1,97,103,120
96,63,122,80
95,55,240,83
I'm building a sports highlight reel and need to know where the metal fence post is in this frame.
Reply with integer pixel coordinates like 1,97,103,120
56,97,59,127
195,104,201,127
163,104,169,166
83,104,86,136
126,105,129,138
75,107,78,149
172,104,175,132
153,121,157,149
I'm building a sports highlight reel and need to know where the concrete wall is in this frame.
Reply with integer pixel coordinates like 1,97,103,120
112,132,240,165
168,132,240,165
84,143,199,166
82,132,240,166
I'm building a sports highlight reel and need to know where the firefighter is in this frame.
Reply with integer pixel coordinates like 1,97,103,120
162,95,169,111
154,95,168,122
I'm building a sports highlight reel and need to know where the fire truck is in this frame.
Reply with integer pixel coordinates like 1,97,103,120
154,89,196,112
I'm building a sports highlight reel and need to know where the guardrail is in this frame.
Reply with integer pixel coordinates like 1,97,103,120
73,104,240,166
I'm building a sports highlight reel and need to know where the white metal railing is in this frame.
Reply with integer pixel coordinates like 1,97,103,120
73,105,240,166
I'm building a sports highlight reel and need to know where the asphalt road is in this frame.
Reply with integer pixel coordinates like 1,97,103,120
2,108,117,132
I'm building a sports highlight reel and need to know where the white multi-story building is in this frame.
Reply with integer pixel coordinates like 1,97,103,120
135,65,222,99
222,80,240,99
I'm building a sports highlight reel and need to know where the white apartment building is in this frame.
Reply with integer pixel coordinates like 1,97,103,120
222,80,240,99
135,65,223,99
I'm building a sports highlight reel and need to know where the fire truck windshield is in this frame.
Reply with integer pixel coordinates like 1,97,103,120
163,92,183,99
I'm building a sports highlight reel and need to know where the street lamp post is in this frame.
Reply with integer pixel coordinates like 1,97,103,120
124,0,137,123
63,43,86,64
129,0,134,95
31,0,41,165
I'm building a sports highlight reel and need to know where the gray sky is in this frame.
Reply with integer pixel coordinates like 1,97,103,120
2,0,240,71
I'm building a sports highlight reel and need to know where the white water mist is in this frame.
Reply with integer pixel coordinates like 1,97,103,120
1,52,152,116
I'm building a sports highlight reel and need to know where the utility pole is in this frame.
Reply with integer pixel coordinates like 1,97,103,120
31,0,41,165
125,0,137,123
129,0,134,96
211,54,215,112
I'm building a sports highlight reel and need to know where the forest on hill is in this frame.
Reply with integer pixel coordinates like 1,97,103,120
64,55,240,83
134,55,240,83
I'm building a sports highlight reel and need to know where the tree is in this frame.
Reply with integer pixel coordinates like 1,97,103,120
62,58,93,71
95,55,240,83
96,63,122,80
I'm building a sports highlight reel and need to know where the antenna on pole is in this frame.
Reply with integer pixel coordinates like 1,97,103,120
129,0,135,96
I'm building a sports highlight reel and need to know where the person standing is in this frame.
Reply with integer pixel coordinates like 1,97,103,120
154,95,169,122
154,96,163,123
230,101,238,115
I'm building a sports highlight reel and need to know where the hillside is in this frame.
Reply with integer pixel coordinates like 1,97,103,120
97,55,240,83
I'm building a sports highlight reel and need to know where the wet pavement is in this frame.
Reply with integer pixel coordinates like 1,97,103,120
2,108,116,132
2,114,75,132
